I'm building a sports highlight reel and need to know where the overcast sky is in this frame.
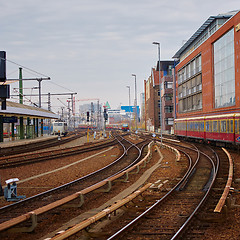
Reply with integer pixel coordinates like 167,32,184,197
1,0,239,113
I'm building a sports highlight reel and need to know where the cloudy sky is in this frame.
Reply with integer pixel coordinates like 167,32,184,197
1,0,239,113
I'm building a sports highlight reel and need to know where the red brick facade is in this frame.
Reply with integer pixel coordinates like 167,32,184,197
175,11,240,118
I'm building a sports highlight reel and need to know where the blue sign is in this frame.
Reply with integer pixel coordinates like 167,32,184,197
237,136,240,142
121,105,139,114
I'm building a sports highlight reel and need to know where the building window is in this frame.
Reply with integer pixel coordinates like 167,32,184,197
165,118,174,125
165,105,173,113
214,28,235,108
165,94,173,101
165,82,173,89
177,54,202,113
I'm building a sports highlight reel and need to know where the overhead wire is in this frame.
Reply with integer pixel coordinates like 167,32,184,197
0,57,50,78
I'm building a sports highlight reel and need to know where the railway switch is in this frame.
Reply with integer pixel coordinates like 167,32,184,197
4,178,26,201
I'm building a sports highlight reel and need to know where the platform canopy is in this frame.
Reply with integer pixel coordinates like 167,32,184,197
0,101,59,119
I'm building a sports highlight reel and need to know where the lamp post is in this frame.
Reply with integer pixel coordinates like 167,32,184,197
152,42,162,145
132,74,137,131
126,86,131,131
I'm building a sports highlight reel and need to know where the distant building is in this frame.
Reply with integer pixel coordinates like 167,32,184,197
140,92,145,128
145,60,174,133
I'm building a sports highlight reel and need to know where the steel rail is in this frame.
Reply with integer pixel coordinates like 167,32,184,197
0,134,148,233
107,142,218,240
0,138,118,168
0,135,126,212
171,145,219,239
107,142,194,240
0,132,84,157
43,141,155,240
214,147,233,213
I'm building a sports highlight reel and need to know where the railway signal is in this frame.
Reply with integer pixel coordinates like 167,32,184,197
87,111,90,122
0,51,9,110
103,108,108,121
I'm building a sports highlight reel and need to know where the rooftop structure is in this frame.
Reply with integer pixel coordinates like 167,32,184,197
173,10,239,61
0,101,58,119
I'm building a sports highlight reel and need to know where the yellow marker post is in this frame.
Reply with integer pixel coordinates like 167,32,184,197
87,128,89,142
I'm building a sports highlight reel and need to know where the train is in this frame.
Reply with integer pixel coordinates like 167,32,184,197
174,113,240,146
122,123,129,132
51,120,68,136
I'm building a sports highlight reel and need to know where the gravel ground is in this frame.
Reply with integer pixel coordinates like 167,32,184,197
1,136,240,239
0,136,118,207
201,150,240,240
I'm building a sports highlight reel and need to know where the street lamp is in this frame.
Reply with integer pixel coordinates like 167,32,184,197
152,41,162,145
126,86,131,131
132,74,138,131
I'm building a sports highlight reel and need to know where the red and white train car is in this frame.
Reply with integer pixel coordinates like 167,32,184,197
174,113,240,145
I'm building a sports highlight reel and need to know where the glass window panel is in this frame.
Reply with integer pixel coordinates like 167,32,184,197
214,28,235,108
221,120,226,132
230,120,233,133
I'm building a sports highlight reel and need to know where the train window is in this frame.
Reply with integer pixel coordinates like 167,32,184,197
230,120,233,133
213,121,218,132
200,122,204,131
239,119,240,133
226,120,229,133
191,122,194,131
54,123,63,126
221,120,226,133
194,122,198,131
209,121,212,132
206,121,209,132
235,120,238,134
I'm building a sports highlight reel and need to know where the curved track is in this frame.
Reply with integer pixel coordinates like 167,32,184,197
0,132,84,157
0,137,117,168
0,133,150,239
104,140,227,240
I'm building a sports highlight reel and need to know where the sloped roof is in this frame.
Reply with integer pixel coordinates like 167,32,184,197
173,11,238,59
0,101,59,119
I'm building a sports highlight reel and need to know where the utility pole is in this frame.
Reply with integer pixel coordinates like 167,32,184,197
97,100,100,130
19,68,23,104
153,41,162,145
126,86,131,131
48,93,51,135
19,68,24,139
132,74,137,131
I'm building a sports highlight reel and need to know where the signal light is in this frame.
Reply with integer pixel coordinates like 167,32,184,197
87,111,89,122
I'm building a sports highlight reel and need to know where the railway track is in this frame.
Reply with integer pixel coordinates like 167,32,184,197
96,140,229,240
0,131,84,157
0,133,150,239
0,137,117,168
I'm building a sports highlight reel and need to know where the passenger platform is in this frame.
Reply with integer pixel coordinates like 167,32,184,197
0,100,59,143
0,135,58,149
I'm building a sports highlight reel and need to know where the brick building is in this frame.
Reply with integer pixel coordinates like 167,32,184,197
173,10,240,119
144,60,174,133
